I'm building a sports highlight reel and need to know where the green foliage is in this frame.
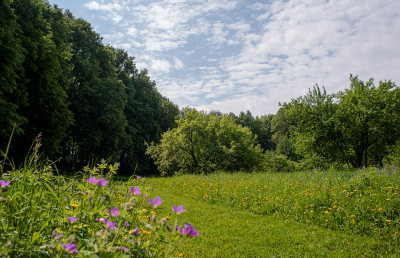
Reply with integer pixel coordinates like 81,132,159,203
335,75,400,167
283,76,400,168
0,147,197,257
147,108,265,175
232,111,275,151
264,150,295,172
0,0,27,141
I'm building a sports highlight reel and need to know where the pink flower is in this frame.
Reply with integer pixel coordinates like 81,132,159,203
148,196,164,208
86,176,98,185
107,207,120,217
172,205,186,215
0,180,11,188
52,232,63,239
177,224,199,237
104,219,116,230
68,216,79,224
97,178,108,186
130,186,142,195
61,243,79,254
86,177,108,186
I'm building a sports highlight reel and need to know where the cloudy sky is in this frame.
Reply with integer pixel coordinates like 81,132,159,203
48,0,400,116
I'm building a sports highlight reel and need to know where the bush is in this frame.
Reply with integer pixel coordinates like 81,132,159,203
264,151,295,172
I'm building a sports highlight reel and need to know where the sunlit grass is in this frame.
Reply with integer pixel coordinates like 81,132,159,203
0,144,197,257
148,167,400,256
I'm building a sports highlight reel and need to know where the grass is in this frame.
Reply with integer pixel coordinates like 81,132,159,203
148,167,400,257
1,138,399,257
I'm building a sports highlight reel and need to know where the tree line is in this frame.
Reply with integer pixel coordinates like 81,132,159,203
2,0,399,175
147,76,400,174
0,0,179,174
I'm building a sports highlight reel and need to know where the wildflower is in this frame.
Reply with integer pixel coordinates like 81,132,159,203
0,180,11,188
130,186,142,195
172,205,186,215
107,207,120,217
86,176,98,185
148,196,164,208
70,203,80,208
60,243,79,254
125,221,129,227
97,178,109,186
129,227,139,235
68,217,79,224
351,215,356,218
179,254,184,257
52,232,63,239
176,224,199,237
96,218,104,222
136,176,141,179
121,246,129,252
104,219,116,230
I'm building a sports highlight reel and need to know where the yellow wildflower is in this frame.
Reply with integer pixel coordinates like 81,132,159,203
70,203,79,208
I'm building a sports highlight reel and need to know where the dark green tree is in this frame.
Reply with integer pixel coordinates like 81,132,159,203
10,0,73,159
0,0,27,144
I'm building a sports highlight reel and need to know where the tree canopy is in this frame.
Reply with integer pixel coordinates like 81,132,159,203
146,108,265,175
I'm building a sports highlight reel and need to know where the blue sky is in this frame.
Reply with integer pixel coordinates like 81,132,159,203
48,0,400,116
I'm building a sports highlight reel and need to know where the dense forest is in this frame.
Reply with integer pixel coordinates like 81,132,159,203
1,0,400,175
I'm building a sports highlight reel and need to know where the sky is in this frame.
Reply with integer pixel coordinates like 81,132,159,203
48,0,400,116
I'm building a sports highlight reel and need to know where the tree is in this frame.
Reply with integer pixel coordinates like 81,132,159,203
283,85,341,163
146,108,264,175
234,111,275,151
10,0,73,160
335,75,400,167
62,17,127,170
0,0,27,145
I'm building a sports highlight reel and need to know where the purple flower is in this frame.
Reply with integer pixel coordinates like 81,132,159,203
136,176,141,179
86,176,98,185
61,243,79,254
125,221,130,227
177,224,199,237
130,186,142,195
172,205,186,215
52,232,63,239
97,178,108,186
96,218,104,222
144,194,149,198
130,227,139,235
121,246,129,252
0,180,11,188
68,216,79,224
107,207,120,217
148,196,164,208
104,219,116,230
86,176,108,186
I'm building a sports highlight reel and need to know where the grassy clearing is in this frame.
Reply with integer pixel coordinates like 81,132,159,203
151,190,387,257
148,167,400,256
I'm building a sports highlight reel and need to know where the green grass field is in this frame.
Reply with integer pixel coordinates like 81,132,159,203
147,167,400,257
1,158,399,257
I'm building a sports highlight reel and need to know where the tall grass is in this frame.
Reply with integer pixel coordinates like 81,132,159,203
0,137,198,257
149,167,400,241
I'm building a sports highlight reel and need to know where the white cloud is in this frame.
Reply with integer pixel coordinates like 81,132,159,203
79,0,400,116
151,58,171,73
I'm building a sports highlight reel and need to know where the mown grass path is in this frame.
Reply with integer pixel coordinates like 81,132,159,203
152,189,385,257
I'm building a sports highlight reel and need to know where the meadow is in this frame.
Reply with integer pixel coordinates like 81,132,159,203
147,167,400,256
1,145,400,257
